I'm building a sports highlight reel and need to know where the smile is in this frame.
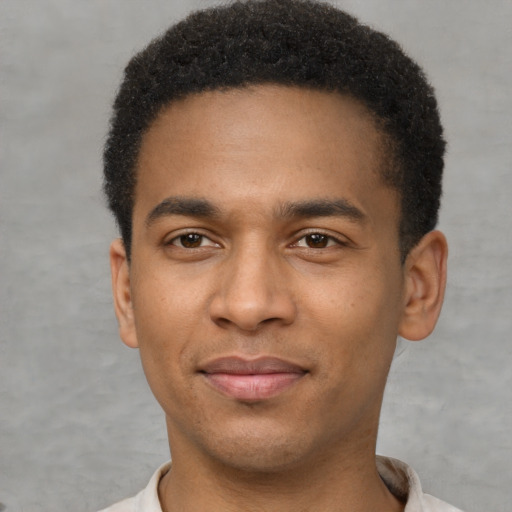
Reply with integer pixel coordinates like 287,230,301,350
200,356,307,401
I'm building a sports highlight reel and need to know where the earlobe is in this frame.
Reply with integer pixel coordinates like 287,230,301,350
398,230,448,341
109,238,139,348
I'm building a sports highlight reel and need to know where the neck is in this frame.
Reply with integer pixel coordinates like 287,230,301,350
158,430,404,512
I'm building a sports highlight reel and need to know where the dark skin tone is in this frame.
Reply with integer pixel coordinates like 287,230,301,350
110,85,447,511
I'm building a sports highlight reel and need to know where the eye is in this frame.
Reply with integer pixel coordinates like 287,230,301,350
168,233,218,249
295,233,340,249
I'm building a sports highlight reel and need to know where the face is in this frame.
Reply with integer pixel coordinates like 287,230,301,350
111,85,442,474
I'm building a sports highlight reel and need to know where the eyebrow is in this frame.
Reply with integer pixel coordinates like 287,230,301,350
146,197,221,226
146,196,366,227
278,199,366,222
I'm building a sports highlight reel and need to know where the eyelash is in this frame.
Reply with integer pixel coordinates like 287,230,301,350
292,231,346,249
166,231,219,249
166,230,347,250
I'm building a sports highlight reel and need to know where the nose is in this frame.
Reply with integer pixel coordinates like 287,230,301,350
209,242,297,332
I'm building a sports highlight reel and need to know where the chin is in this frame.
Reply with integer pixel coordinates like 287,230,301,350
197,420,318,474
213,444,305,474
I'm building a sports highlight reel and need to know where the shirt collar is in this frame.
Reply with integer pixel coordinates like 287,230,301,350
377,455,428,510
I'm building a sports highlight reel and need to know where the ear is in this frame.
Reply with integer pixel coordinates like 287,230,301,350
398,230,448,341
109,238,139,348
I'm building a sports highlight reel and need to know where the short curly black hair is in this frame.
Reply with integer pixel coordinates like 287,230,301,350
104,0,445,261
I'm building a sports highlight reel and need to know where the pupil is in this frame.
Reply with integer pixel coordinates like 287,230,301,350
181,234,201,248
307,234,327,248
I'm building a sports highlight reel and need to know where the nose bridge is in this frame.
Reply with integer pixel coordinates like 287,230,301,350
210,235,295,330
231,237,274,300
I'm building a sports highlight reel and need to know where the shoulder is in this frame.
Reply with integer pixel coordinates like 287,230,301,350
97,495,137,512
422,493,465,512
96,461,171,512
376,455,465,512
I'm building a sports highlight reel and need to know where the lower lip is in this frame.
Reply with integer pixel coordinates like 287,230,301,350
203,372,304,401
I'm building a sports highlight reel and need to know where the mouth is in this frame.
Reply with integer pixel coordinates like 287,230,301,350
199,356,307,401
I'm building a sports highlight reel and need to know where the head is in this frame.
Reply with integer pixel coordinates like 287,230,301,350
103,0,445,262
105,0,447,481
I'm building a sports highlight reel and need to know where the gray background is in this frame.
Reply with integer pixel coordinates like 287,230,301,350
1,1,511,511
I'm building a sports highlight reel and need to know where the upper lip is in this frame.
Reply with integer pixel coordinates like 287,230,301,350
200,356,306,375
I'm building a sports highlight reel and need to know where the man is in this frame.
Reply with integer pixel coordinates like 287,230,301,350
100,0,462,510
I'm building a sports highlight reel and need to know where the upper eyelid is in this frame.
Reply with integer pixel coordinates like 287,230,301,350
165,229,219,246
291,228,350,245
292,235,345,248
162,227,350,245
164,226,216,238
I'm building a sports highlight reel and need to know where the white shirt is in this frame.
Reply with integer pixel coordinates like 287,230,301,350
98,456,464,512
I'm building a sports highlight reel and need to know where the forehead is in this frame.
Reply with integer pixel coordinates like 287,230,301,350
134,85,396,224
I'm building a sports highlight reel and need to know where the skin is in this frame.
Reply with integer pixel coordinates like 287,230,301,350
110,85,447,512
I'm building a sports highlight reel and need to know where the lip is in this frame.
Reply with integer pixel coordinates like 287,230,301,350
200,356,307,401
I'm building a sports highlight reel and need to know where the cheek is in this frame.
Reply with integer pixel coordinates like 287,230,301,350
130,257,223,372
302,265,402,368
133,263,209,336
131,274,201,382
134,294,198,418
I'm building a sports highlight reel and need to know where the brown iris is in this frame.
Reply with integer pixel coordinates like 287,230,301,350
305,234,329,248
180,233,203,248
